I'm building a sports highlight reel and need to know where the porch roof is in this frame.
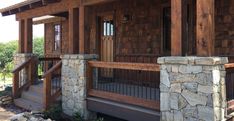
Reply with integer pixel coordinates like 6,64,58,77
0,0,61,16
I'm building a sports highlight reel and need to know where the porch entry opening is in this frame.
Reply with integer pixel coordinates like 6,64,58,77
100,15,114,78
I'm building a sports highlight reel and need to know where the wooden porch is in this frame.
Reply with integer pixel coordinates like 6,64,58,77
1,0,234,120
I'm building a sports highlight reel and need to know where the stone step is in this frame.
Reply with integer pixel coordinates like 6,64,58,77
21,91,43,105
14,98,44,111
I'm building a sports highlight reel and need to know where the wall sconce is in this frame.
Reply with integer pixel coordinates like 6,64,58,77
122,14,132,24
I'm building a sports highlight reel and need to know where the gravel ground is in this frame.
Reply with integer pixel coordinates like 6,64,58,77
0,104,26,121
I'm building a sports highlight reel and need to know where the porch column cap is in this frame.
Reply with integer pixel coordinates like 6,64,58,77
61,54,98,60
157,56,228,65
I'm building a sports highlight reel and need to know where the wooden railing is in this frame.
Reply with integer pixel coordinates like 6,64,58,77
12,57,37,98
42,60,62,109
38,57,61,79
87,61,160,110
225,63,234,101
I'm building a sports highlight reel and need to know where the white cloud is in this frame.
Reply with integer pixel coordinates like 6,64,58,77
0,0,44,43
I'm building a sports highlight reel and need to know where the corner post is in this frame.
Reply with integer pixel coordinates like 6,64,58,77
196,0,215,56
79,5,85,54
171,0,182,56
19,20,25,53
24,18,33,53
68,8,79,54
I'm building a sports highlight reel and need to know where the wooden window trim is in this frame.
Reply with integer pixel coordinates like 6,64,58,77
53,23,62,53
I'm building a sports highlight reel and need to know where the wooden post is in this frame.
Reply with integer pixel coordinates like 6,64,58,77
24,18,33,53
171,0,182,56
79,6,85,54
196,0,215,56
13,73,19,98
43,74,51,109
68,8,79,54
19,20,25,53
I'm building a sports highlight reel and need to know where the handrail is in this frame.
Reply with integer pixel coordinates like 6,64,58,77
12,57,36,98
43,60,62,109
12,58,32,73
225,63,234,69
88,61,160,72
39,57,61,61
42,61,62,78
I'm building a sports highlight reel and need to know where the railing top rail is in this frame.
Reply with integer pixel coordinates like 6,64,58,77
12,58,32,73
225,63,234,69
88,61,160,72
39,57,61,61
42,60,62,78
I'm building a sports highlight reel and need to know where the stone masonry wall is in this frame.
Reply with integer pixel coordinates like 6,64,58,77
158,57,228,121
13,53,37,85
61,54,97,120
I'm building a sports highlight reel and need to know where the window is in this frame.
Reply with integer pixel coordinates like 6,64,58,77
163,7,171,52
54,24,61,52
103,20,114,36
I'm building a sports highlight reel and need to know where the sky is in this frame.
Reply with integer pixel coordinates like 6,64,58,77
0,0,44,43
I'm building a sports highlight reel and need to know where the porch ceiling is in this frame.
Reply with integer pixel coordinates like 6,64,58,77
0,0,61,16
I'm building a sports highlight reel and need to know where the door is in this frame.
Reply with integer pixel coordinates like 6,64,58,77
100,15,114,78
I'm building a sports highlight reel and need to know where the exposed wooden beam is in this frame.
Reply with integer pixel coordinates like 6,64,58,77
82,0,116,6
16,0,80,20
171,0,182,56
196,0,215,56
24,18,33,53
79,6,85,54
68,8,79,54
19,20,25,53
33,17,66,25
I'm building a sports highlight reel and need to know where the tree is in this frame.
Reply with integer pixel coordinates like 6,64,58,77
33,37,44,58
0,41,17,69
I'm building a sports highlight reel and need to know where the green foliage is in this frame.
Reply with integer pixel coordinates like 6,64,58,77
0,41,17,69
73,112,84,121
33,37,44,58
0,37,44,80
43,104,63,121
73,112,104,121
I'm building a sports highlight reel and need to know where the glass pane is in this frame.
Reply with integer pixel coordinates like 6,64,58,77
54,24,61,51
107,21,110,36
103,21,106,36
110,21,114,36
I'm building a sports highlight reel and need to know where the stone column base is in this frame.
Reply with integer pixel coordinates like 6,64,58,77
158,57,228,121
61,54,97,120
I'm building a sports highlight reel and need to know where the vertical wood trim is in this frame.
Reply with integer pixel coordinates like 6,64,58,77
79,6,85,54
43,74,51,109
13,73,19,98
196,0,215,56
24,18,33,53
68,8,79,54
19,20,25,53
171,0,182,56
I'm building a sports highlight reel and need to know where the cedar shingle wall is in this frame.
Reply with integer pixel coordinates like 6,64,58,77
44,20,69,56
88,0,163,58
215,0,234,56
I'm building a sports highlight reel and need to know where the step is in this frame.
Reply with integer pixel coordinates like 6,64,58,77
14,98,44,111
29,84,43,95
21,91,43,104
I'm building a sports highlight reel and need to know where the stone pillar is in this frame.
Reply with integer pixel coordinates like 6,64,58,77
13,53,37,84
61,54,97,120
158,57,228,121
